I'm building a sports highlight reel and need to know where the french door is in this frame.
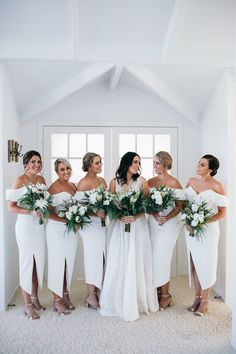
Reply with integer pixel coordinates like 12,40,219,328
43,125,180,277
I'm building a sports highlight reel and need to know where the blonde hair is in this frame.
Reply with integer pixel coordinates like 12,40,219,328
82,152,100,172
155,151,172,170
54,158,71,172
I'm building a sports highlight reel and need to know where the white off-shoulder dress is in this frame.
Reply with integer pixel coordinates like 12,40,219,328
46,192,78,297
148,188,184,288
184,186,227,290
6,187,46,295
74,191,107,290
100,178,158,321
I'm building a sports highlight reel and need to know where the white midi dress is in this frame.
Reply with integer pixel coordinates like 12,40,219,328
184,186,227,290
74,191,107,290
100,178,158,321
6,187,46,295
46,192,78,297
148,188,184,288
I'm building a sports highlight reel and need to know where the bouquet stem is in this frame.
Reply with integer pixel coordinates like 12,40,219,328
101,218,106,227
125,223,131,233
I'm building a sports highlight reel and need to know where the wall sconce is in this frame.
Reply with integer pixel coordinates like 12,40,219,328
8,139,23,162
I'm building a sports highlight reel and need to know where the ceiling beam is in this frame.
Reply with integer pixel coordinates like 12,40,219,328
109,64,124,91
21,63,115,122
125,64,198,125
163,0,184,62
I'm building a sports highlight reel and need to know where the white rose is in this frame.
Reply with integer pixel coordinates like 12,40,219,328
191,203,198,212
96,194,103,201
193,213,200,220
103,200,110,206
181,213,186,220
130,196,137,203
191,219,198,227
75,216,81,223
89,194,97,204
79,206,87,216
69,205,78,214
152,191,162,205
65,211,72,219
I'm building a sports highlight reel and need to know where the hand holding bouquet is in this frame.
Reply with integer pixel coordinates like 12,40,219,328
17,183,53,224
181,200,212,240
108,189,146,232
145,185,177,225
58,197,91,233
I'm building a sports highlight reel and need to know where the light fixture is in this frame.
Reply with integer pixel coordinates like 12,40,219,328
8,139,23,162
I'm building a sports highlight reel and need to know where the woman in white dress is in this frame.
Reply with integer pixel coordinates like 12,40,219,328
76,152,107,310
148,151,183,311
100,152,158,321
46,158,78,315
7,150,46,320
185,154,226,316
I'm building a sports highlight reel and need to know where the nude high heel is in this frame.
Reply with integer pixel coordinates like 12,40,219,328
31,296,46,311
24,303,40,320
85,296,100,310
53,298,71,315
194,300,208,316
63,291,75,310
188,295,202,312
159,294,171,311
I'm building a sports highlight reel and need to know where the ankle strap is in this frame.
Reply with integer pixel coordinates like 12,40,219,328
161,294,170,298
54,298,62,302
63,292,69,295
25,303,33,307
195,295,202,299
31,296,38,299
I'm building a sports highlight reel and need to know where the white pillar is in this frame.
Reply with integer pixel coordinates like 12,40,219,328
229,77,236,348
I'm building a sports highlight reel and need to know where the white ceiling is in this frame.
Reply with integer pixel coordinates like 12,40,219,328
0,0,235,123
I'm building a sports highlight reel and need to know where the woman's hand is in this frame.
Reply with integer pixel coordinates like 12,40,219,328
96,211,105,219
121,215,136,223
30,210,43,219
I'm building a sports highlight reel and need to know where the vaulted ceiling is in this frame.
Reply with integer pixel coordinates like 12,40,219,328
0,0,235,124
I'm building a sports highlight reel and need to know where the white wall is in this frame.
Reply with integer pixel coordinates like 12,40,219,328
0,63,21,310
200,70,234,300
21,83,201,279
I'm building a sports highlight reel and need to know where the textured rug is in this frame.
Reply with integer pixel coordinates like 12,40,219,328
0,276,234,354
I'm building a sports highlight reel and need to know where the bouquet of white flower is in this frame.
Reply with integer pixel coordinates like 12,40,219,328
107,189,146,233
17,183,53,224
82,186,110,227
58,197,91,233
145,185,177,216
181,200,212,240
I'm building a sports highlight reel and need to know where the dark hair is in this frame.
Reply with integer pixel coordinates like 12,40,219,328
23,150,41,168
202,154,219,176
115,151,141,185
82,152,100,172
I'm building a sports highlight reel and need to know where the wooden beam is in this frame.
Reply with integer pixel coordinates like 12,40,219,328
22,63,115,122
125,64,198,125
109,64,124,91
163,0,184,62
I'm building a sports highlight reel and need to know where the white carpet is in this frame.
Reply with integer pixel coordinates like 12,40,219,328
0,276,234,354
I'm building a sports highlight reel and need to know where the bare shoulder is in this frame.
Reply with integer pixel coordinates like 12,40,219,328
77,177,88,191
168,175,182,189
98,177,107,188
186,177,196,187
12,175,25,189
212,179,226,195
37,175,46,185
109,178,116,193
48,180,60,195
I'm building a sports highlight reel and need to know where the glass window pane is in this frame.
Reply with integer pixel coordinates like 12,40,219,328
69,159,84,184
155,135,171,153
51,134,68,157
119,134,135,157
141,158,154,180
88,134,104,157
137,134,153,157
69,134,86,157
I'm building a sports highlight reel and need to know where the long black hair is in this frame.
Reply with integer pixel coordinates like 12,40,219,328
115,151,141,185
